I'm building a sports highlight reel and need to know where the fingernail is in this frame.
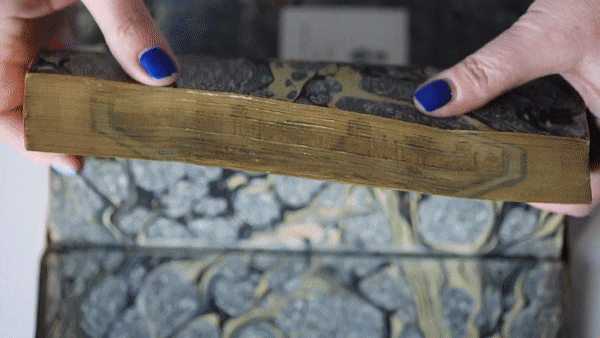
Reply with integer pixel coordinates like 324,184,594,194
414,79,453,112
139,47,178,80
52,163,77,177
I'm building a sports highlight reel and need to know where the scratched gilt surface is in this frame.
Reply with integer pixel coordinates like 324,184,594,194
39,160,568,338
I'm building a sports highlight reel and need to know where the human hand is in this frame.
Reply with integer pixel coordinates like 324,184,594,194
412,0,600,217
0,0,178,176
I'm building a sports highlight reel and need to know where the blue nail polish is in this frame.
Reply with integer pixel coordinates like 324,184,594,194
414,79,453,112
139,47,178,80
52,163,77,177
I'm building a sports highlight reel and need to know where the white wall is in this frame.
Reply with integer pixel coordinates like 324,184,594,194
0,144,48,337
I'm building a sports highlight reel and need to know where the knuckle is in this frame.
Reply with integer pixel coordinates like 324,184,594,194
459,56,496,94
115,14,145,41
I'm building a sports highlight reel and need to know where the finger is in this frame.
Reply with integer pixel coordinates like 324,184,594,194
0,17,40,112
0,17,81,174
529,172,600,217
413,5,579,117
81,0,178,86
0,0,77,19
39,7,76,51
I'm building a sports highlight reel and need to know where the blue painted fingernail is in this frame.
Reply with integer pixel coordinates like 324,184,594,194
414,79,453,112
139,47,178,80
52,163,77,177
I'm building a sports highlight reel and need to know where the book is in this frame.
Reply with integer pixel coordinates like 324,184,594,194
24,51,591,203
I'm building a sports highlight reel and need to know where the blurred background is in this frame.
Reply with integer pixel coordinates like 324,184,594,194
2,0,599,336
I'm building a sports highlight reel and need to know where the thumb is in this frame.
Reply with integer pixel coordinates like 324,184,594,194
413,8,576,117
81,0,178,87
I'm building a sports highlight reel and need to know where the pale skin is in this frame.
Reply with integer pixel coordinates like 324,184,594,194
1,0,598,216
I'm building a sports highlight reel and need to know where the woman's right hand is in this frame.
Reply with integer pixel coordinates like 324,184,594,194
412,0,600,216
